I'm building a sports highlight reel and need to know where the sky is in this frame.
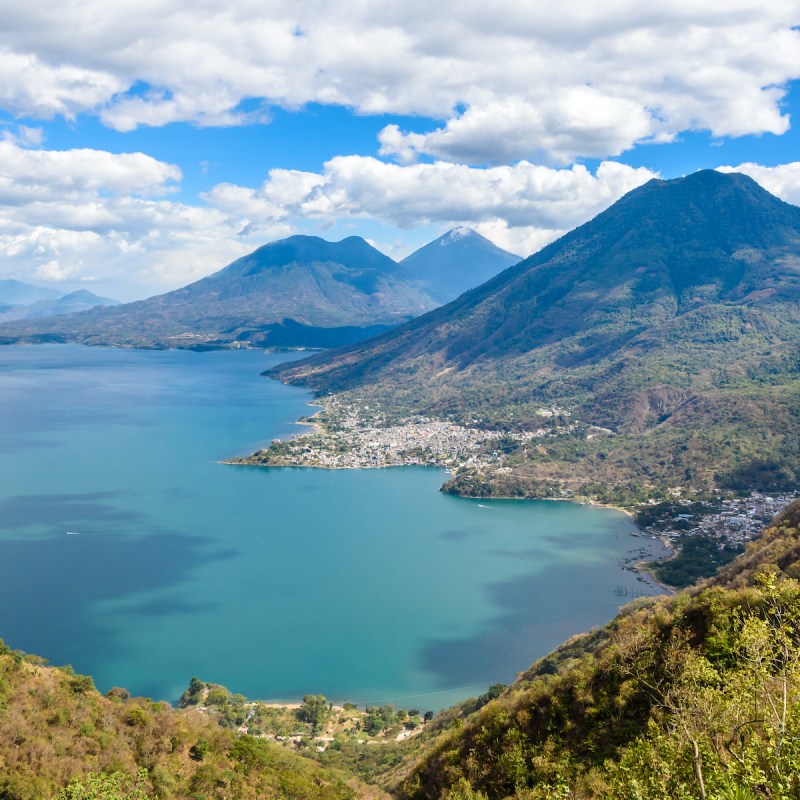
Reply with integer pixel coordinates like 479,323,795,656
1,2,799,301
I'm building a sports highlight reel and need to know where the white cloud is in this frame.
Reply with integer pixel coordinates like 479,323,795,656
717,162,800,206
1,124,44,146
0,141,658,295
3,137,800,300
202,169,324,235
0,2,797,163
198,156,659,257
0,47,124,120
0,141,283,297
292,156,658,232
0,140,182,202
379,91,655,166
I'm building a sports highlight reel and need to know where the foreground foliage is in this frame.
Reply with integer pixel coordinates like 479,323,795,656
3,503,800,799
394,500,800,799
0,644,369,800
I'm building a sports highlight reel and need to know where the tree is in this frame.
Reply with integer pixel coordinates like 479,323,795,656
298,694,329,731
178,676,204,707
189,738,210,761
58,770,152,800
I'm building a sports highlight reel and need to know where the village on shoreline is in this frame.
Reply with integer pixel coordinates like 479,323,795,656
227,394,798,558
225,392,611,471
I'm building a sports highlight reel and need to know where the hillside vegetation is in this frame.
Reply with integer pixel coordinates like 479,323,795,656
0,646,380,800
388,500,800,799
273,171,800,499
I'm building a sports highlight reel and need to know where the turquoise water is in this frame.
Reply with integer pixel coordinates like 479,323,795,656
0,345,666,710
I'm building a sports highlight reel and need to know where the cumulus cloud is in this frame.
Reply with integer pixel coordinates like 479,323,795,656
718,162,800,206
1,124,44,146
0,142,287,297
201,157,659,257
0,140,658,295
0,2,798,163
294,157,658,232
3,138,800,300
379,91,655,166
0,48,124,120
0,140,182,203
202,169,324,235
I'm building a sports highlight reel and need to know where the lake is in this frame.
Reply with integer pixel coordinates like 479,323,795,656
0,344,667,710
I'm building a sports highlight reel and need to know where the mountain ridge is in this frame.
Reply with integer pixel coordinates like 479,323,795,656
0,289,120,323
271,170,800,498
0,279,64,306
0,230,518,350
0,235,434,349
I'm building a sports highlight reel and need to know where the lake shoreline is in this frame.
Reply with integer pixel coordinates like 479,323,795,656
0,344,673,708
223,391,680,594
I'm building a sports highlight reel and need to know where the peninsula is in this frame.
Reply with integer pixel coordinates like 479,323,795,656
270,172,800,508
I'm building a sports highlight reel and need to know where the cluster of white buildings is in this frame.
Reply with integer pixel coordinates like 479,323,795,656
251,414,544,469
647,492,797,548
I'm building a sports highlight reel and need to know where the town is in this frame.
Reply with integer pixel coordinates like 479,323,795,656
227,395,571,470
637,491,798,549
229,395,798,557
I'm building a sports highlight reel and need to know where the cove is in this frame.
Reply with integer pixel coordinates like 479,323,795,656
0,344,667,710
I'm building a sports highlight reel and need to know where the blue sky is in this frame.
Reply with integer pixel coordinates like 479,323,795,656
0,2,799,300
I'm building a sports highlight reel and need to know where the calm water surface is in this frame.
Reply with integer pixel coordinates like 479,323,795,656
0,345,667,709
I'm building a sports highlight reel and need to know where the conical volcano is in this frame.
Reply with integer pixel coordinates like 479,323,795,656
0,235,437,349
274,170,800,495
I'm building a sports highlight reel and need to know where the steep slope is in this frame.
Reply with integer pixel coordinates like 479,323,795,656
391,500,800,800
0,638,378,799
273,171,800,495
0,236,437,349
398,228,521,304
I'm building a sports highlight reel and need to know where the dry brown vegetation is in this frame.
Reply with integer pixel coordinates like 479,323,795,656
0,650,372,800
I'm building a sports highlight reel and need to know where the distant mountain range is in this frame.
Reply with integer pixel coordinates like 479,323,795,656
0,289,120,323
0,279,63,306
273,170,800,497
0,282,118,323
0,229,517,350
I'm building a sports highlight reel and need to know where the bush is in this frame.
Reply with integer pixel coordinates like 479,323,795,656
189,738,210,761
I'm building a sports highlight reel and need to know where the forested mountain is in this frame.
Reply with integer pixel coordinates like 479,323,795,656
398,228,520,304
0,236,437,349
272,170,800,498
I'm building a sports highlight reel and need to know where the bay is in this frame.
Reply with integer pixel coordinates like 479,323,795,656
0,344,667,710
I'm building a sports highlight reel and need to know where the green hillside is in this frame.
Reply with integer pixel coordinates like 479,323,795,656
386,499,800,800
0,642,380,800
271,171,800,499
